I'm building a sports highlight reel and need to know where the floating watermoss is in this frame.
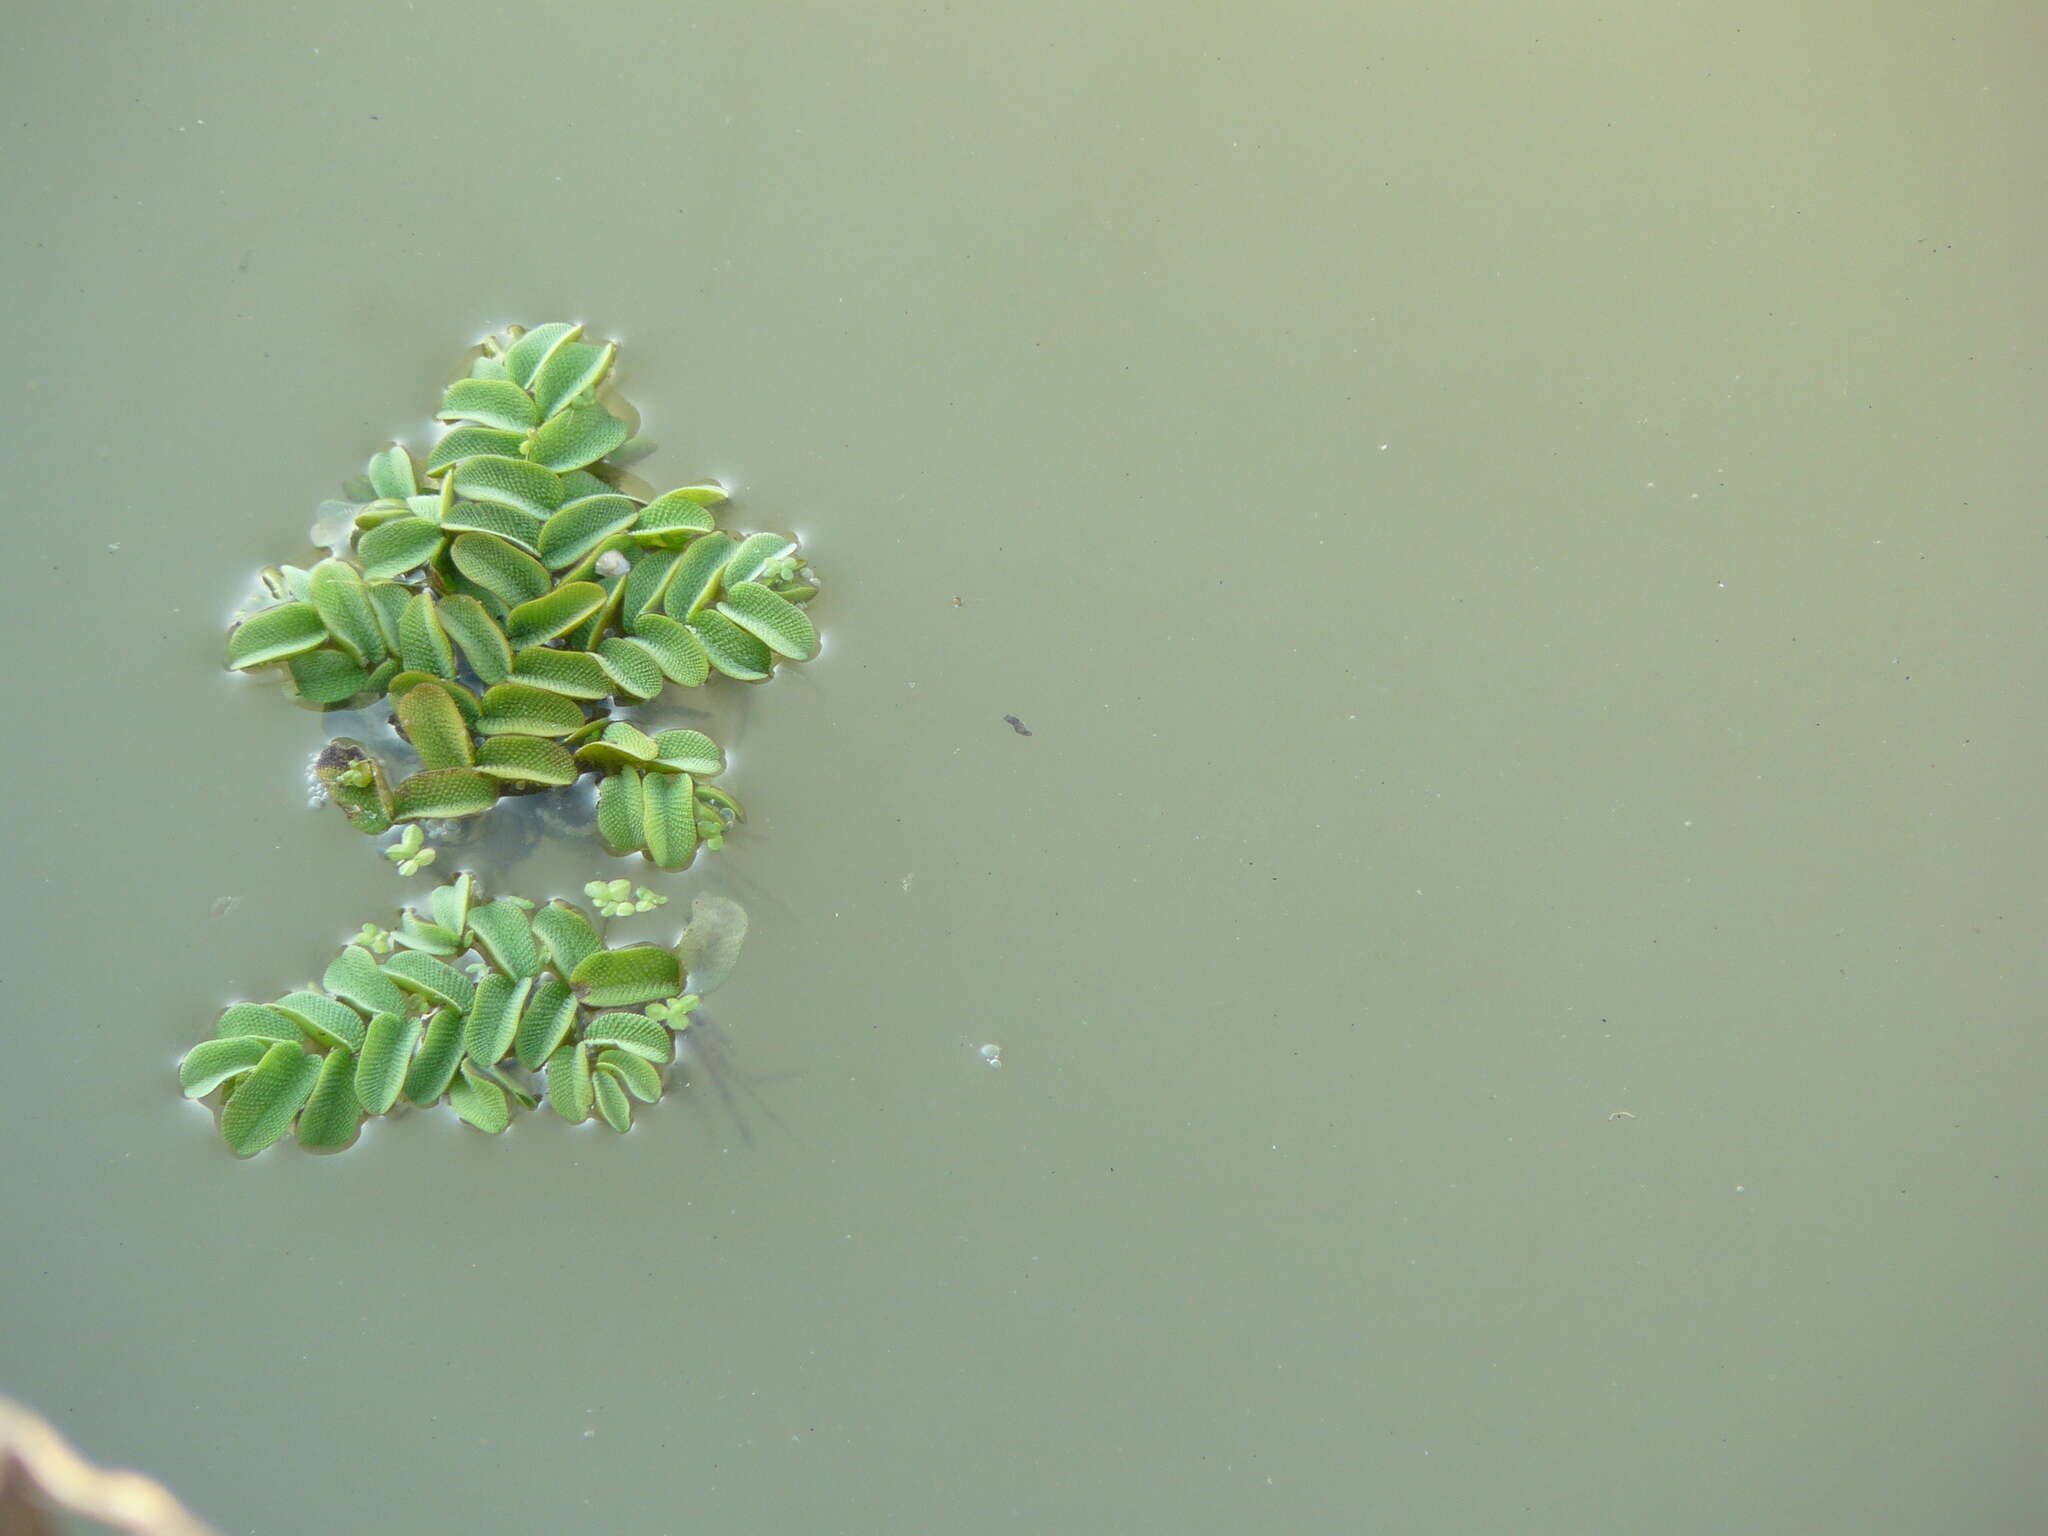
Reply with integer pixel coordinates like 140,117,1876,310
180,878,748,1154
225,323,820,869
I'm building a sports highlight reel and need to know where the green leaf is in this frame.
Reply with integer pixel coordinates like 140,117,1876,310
627,612,711,686
439,377,539,432
570,945,681,1008
547,1041,593,1122
595,767,646,855
687,610,773,680
596,1047,663,1103
296,1046,362,1150
619,546,685,622
403,1005,466,1103
476,682,587,737
464,974,532,1067
429,872,474,934
717,581,816,660
220,1042,322,1155
504,322,579,388
581,1013,673,1064
354,1012,421,1114
592,1067,632,1132
661,532,738,620
651,729,723,775
640,771,699,870
227,603,327,669
515,976,579,1070
389,672,481,728
529,401,629,472
575,720,661,773
396,912,463,955
426,426,527,472
365,580,412,650
366,446,417,500
440,499,546,554
391,767,498,822
531,340,615,420
530,902,601,978
357,517,446,579
306,560,385,665
506,581,606,647
396,682,475,770
508,645,612,699
398,591,457,679
179,1036,271,1098
538,495,641,570
383,951,476,1013
451,455,567,519
271,991,367,1052
593,636,664,700
215,1003,303,1044
474,734,578,786
449,531,551,609
469,899,541,977
436,593,514,685
287,648,371,706
635,489,719,537
449,1062,511,1133
723,532,797,587
678,894,749,995
322,944,407,1017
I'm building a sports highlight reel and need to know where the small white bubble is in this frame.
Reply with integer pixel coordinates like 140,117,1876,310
978,1043,1002,1069
595,549,630,577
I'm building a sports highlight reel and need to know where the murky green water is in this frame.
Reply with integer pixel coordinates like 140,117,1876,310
3,3,2040,1531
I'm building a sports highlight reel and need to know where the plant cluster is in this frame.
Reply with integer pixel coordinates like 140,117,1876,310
225,322,819,869
179,877,748,1154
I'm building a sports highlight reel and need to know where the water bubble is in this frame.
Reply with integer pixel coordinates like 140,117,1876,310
978,1043,1002,1069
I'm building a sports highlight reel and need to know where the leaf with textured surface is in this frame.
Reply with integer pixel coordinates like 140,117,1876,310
640,771,699,870
354,1012,420,1114
296,1046,362,1149
504,322,579,387
532,340,615,419
687,610,773,680
576,719,661,773
272,991,367,1052
397,592,456,679
426,426,527,473
571,945,681,1008
180,1036,272,1097
619,546,685,622
476,682,587,737
539,494,640,569
429,871,474,934
678,894,749,995
627,612,710,686
403,1005,467,1104
718,581,816,660
439,499,546,553
383,951,476,1013
506,581,606,648
515,975,578,1069
396,682,475,770
592,1068,632,1131
451,455,566,519
529,401,629,472
366,445,417,500
450,533,551,610
220,1043,321,1155
661,532,737,620
474,734,578,786
596,1047,664,1102
464,973,532,1067
531,902,601,978
436,593,513,685
227,603,327,669
391,767,498,822
449,1063,512,1133
469,899,541,978
723,532,797,587
307,559,385,665
216,1002,304,1043
287,647,372,705
509,646,612,699
357,517,445,580
582,1013,673,1064
593,636,663,700
651,729,723,775
323,944,407,1017
635,490,719,537
595,767,646,854
439,377,539,431
547,1041,593,1122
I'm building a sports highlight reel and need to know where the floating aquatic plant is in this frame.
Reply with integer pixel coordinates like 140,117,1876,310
180,876,749,1154
225,322,820,869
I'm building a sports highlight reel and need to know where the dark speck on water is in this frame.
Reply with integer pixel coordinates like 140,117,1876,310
1003,715,1032,737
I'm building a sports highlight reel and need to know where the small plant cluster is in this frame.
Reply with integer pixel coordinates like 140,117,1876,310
225,322,820,869
179,876,748,1154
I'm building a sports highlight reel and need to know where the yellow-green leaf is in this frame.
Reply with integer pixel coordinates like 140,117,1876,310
661,532,738,620
357,517,445,580
506,581,606,647
271,991,366,1052
529,401,629,472
179,1036,271,1098
640,771,699,870
451,455,566,519
570,945,681,1007
398,591,456,679
595,767,645,854
437,593,514,685
515,976,578,1070
474,734,578,786
688,610,773,680
469,899,541,978
354,1012,420,1114
627,612,711,686
426,426,526,473
530,903,601,978
509,646,612,699
227,603,326,669
717,580,816,661
532,340,616,420
592,1068,632,1132
449,1062,512,1133
582,1013,672,1064
322,944,407,1016
384,951,476,1014
547,1041,593,1122
476,682,587,737
464,973,532,1067
504,322,579,388
403,1005,466,1103
596,1047,663,1102
287,647,371,705
390,767,498,822
396,682,475,770
449,531,551,609
220,1043,321,1156
296,1046,362,1150
439,377,538,432
538,494,640,570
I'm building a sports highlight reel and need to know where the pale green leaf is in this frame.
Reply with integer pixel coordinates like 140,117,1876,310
439,377,539,432
651,729,723,775
449,1062,511,1133
271,991,367,1052
504,322,579,388
383,951,476,1013
436,593,514,685
426,426,527,473
661,532,737,620
322,945,407,1017
286,648,371,705
547,1041,593,1122
464,973,532,1067
439,499,546,553
627,612,711,686
531,340,615,420
469,899,541,978
474,734,578,785
596,1047,664,1102
306,559,385,665
592,1068,632,1132
215,1003,303,1043
396,681,475,770
640,771,699,870
296,1046,363,1149
179,1036,270,1098
515,975,578,1070
575,719,661,773
449,531,551,609
570,945,681,1007
476,682,587,737
619,546,685,622
687,610,773,680
717,580,816,661
397,591,457,679
529,401,629,472
226,603,326,669
723,532,797,587
390,767,498,822
220,1042,322,1155
403,1005,466,1103
451,455,566,519
366,446,417,500
635,489,719,537
429,872,474,934
356,517,445,580
595,767,645,855
581,1013,672,1064
509,646,612,699
354,1012,421,1114
594,636,663,700
538,494,641,570
530,902,601,978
